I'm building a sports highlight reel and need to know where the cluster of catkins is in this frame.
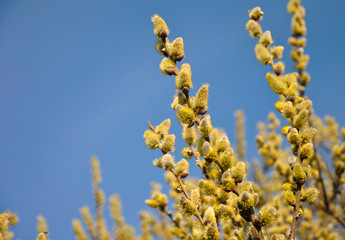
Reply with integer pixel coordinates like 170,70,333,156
143,14,285,240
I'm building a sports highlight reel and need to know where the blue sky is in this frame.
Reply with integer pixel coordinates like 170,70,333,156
1,0,344,239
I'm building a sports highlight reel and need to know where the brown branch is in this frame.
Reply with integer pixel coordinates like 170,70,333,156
170,169,205,228
288,141,303,240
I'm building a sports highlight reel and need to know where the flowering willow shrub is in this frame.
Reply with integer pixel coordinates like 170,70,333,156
1,1,345,240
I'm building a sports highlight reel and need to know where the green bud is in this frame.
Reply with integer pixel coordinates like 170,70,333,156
175,104,196,125
293,162,306,184
194,84,209,112
175,159,189,177
155,119,171,138
287,128,300,145
270,46,284,59
151,14,170,38
293,109,308,129
246,20,262,37
259,31,273,47
143,130,160,150
198,116,212,137
162,153,175,171
301,143,314,160
255,44,272,65
231,162,246,183
161,134,175,153
169,37,184,62
301,187,319,203
248,7,264,21
175,64,192,90
159,58,177,75
266,72,286,95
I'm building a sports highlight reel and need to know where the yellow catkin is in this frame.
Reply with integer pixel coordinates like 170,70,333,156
72,220,87,240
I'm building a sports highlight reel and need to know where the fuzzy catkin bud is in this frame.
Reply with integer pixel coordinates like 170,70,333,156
246,20,262,37
182,125,197,144
175,104,195,125
259,31,273,47
231,162,246,183
202,141,217,162
293,162,306,184
249,7,264,21
194,84,209,112
282,101,296,119
181,146,193,159
155,38,166,55
143,130,160,150
301,143,314,160
159,58,177,75
155,119,171,138
215,136,230,153
162,153,175,170
273,61,285,75
221,171,236,192
270,46,284,59
175,159,189,177
282,126,292,137
219,149,235,170
293,109,308,129
36,233,47,240
205,222,221,240
301,187,319,203
179,196,196,216
287,128,300,145
283,189,296,205
170,38,184,62
198,116,212,137
266,72,286,95
300,128,317,143
199,179,217,196
72,220,87,240
161,134,175,153
257,206,276,226
238,191,255,210
255,44,272,65
151,14,169,38
203,207,216,224
175,65,192,90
